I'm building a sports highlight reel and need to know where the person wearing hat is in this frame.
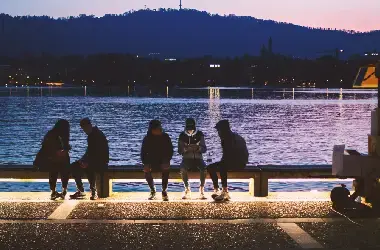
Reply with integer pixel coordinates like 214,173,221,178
141,119,174,201
178,118,207,199
70,118,109,200
208,120,249,201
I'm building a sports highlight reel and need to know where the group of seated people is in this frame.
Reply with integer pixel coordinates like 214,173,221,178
34,118,249,202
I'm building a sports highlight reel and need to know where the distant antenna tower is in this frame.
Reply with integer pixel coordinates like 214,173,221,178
179,0,182,10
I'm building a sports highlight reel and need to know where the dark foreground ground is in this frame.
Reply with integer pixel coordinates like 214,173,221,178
0,193,379,249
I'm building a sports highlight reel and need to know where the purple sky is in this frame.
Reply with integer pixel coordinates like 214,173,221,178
2,0,380,32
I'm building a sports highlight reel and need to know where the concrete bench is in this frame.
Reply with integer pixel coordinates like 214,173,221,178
0,164,333,198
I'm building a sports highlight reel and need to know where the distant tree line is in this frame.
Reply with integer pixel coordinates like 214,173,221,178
1,52,378,89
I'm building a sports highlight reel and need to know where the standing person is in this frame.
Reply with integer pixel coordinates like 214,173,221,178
178,118,207,199
141,120,173,201
70,118,109,200
208,120,249,202
34,119,71,200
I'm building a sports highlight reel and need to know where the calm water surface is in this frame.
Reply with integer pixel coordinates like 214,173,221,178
0,88,376,166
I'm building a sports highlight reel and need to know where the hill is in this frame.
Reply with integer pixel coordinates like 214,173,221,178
0,9,379,58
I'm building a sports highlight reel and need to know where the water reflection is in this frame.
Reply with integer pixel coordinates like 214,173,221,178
0,88,377,166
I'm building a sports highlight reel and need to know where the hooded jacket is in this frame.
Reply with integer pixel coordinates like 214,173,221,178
82,126,109,169
141,131,174,165
220,131,249,166
178,130,207,160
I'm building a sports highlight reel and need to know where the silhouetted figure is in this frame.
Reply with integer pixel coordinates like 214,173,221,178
331,184,351,210
208,120,249,201
141,120,174,201
34,119,71,200
178,118,207,199
70,118,109,200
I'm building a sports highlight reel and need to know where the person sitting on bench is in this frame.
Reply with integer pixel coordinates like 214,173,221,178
208,120,249,201
70,118,109,200
34,119,71,200
178,118,207,199
141,120,174,201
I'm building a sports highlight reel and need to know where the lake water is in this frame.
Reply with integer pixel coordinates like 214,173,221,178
0,87,376,166
0,87,376,192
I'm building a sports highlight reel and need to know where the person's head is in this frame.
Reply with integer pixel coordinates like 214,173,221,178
52,119,70,144
215,120,231,138
53,119,70,140
185,118,196,134
80,118,93,135
149,119,163,136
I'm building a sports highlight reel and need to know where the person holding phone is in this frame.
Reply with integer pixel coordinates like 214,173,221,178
178,118,207,199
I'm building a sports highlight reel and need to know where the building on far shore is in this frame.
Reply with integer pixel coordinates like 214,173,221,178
46,82,64,87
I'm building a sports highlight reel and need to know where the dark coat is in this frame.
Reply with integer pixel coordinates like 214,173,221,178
34,130,70,170
220,132,249,167
141,132,174,165
82,126,109,169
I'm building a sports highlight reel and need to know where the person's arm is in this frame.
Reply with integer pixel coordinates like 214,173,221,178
178,135,186,155
80,137,90,163
199,135,207,154
164,134,174,162
140,136,148,164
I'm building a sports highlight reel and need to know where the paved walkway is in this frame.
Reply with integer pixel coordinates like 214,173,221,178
0,192,379,249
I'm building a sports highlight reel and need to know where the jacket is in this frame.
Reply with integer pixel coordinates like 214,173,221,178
82,126,109,169
141,132,174,165
178,130,207,160
34,130,70,170
221,132,249,166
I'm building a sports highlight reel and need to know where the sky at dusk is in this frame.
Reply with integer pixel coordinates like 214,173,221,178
1,0,380,32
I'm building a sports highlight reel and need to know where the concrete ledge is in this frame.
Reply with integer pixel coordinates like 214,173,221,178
0,164,334,198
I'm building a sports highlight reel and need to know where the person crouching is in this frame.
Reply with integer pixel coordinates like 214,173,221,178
178,118,207,199
141,120,174,201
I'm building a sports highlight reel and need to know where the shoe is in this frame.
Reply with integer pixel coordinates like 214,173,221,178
162,191,169,201
199,186,206,200
50,191,61,201
69,190,86,199
182,187,191,199
148,190,157,200
211,188,220,200
214,190,231,202
60,189,67,200
90,190,98,200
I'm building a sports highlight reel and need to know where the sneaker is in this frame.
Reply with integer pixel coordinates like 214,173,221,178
70,190,86,199
199,186,206,200
162,191,169,201
148,190,157,200
182,187,191,200
60,189,67,200
214,190,231,202
90,190,98,200
211,188,220,200
50,191,61,201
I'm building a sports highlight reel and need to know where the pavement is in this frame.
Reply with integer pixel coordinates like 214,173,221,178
0,192,379,249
